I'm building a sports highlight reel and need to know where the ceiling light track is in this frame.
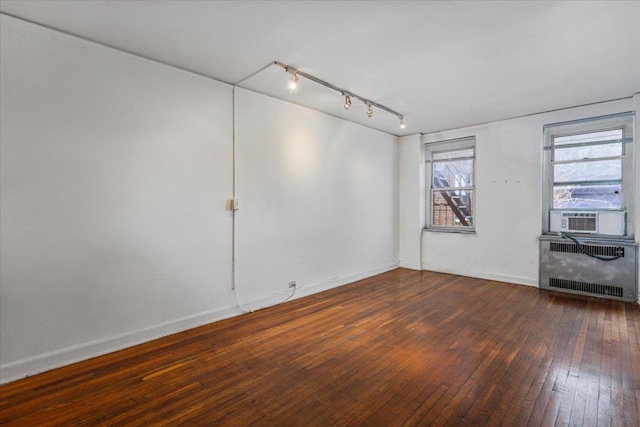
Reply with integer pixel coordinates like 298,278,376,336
274,61,405,128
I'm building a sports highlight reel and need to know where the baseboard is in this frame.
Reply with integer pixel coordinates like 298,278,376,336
1,262,400,385
295,262,400,298
236,262,400,312
0,305,238,385
398,262,421,271
421,266,538,288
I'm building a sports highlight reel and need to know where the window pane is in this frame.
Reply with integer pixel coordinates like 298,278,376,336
433,148,474,160
554,159,621,183
554,129,623,145
554,143,621,162
433,158,474,188
432,190,474,227
553,184,621,209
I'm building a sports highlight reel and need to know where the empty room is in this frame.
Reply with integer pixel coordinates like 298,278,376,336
1,1,639,425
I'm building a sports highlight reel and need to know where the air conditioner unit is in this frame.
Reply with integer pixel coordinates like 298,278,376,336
549,210,625,236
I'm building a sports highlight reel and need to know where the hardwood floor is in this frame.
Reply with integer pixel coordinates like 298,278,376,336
1,268,639,426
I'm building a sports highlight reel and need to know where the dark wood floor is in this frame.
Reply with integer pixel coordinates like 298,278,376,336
1,269,639,426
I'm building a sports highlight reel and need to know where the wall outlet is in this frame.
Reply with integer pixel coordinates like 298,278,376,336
226,199,239,211
289,281,297,288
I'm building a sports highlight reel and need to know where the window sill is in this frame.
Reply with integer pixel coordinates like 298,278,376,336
424,227,476,235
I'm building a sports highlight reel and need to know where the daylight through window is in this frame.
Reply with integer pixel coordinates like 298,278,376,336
425,137,476,232
543,112,635,236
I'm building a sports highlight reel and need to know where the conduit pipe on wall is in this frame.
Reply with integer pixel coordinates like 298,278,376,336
230,58,404,310
230,62,296,313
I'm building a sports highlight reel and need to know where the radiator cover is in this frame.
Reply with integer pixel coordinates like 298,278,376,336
539,236,638,302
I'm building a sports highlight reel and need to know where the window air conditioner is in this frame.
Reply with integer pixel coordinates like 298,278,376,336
549,210,625,236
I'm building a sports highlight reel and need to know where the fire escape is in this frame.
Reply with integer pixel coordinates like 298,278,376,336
433,169,472,226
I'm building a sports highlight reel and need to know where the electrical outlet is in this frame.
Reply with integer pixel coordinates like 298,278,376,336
226,199,239,211
289,281,297,288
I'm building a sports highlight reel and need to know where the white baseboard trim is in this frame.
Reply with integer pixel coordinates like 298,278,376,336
1,262,401,385
398,262,421,270
421,266,538,288
237,262,400,313
295,262,400,298
0,305,238,385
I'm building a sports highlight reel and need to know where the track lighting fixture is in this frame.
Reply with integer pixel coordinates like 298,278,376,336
344,94,351,110
275,61,404,127
289,72,299,90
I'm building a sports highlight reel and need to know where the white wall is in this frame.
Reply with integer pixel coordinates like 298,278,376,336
0,15,399,383
398,134,423,270
400,98,635,286
234,90,398,309
0,15,236,382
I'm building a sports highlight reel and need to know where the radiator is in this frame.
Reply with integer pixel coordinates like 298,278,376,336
539,236,638,302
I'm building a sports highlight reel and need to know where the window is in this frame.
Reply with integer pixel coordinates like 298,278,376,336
425,137,476,232
543,112,635,235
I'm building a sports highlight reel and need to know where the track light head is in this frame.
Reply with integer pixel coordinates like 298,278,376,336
344,95,351,110
274,62,405,127
289,72,299,90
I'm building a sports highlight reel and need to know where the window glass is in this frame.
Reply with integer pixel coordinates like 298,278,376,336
432,190,474,227
554,143,621,162
553,184,622,209
426,137,476,232
554,129,623,145
553,159,621,183
433,148,474,160
432,158,474,188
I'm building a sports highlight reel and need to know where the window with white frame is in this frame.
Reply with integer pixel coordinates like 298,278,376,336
425,137,476,232
543,112,635,236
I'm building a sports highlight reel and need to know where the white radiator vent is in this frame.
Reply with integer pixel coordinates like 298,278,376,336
539,237,637,302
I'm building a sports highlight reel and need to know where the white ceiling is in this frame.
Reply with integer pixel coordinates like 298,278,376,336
1,0,639,136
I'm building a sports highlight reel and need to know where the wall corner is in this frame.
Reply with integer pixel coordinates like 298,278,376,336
398,134,424,270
